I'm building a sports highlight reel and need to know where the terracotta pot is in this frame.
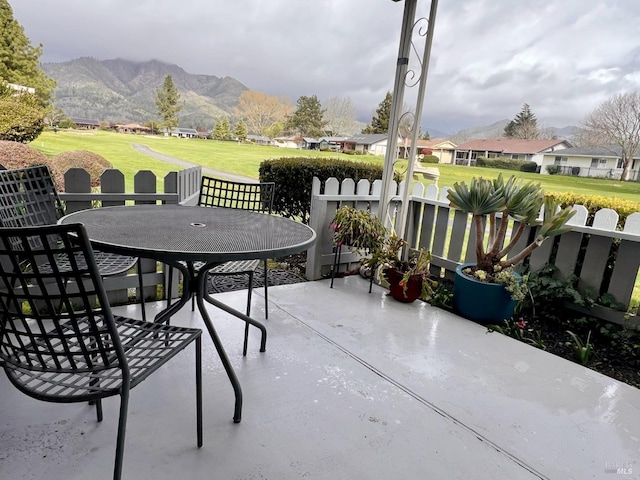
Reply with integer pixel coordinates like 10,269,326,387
453,263,520,324
383,268,423,303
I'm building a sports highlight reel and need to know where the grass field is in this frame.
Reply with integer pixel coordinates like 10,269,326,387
28,129,640,204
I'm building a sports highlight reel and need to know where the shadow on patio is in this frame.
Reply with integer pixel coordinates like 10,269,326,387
2,276,639,479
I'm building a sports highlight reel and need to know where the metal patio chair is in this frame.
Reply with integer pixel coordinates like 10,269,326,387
0,165,148,321
0,223,203,480
168,175,275,352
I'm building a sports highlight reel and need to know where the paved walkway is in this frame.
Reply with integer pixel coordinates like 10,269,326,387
132,143,257,183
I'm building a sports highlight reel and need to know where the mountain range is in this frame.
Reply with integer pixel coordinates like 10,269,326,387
43,57,249,129
43,57,579,140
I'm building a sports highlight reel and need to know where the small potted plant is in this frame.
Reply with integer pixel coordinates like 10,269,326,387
329,205,387,289
446,174,575,323
366,233,435,303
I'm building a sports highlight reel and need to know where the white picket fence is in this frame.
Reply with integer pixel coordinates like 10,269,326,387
306,176,640,326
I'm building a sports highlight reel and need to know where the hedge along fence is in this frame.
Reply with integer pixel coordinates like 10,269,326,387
259,157,402,224
476,156,538,172
59,166,202,305
306,176,640,327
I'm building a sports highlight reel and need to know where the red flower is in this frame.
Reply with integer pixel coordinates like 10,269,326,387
517,320,527,329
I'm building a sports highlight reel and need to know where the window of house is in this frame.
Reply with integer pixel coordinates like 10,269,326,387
554,156,567,165
591,157,607,167
617,158,624,168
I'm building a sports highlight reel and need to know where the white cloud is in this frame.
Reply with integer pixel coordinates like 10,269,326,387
9,0,640,134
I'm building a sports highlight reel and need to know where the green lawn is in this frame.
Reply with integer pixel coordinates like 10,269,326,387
28,129,640,203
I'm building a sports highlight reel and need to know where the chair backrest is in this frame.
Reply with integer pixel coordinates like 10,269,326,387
198,176,275,214
0,223,127,399
0,165,65,228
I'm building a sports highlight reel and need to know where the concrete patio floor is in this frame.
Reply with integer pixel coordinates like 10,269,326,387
1,276,639,479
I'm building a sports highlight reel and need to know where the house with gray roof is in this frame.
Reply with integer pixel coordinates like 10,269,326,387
342,134,391,155
454,138,572,168
541,146,640,180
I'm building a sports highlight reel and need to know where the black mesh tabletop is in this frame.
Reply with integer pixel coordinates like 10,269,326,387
60,205,317,263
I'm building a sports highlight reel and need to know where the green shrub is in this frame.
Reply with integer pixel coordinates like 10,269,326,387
476,156,536,172
520,161,538,173
259,157,401,224
421,155,439,164
0,95,46,143
546,165,560,175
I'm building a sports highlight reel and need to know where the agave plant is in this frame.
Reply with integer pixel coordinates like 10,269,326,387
446,174,576,275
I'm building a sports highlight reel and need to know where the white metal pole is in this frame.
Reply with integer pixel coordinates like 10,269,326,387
398,0,439,237
379,0,417,229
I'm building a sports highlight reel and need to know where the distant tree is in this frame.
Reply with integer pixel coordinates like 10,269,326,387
44,107,67,128
154,75,182,130
420,130,431,140
264,121,283,139
362,91,393,134
579,91,640,181
285,95,326,138
323,96,357,136
504,103,539,139
212,116,231,140
0,86,45,142
234,118,248,141
234,90,292,136
0,0,55,108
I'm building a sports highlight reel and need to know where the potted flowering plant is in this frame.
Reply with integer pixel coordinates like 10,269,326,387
446,174,575,323
366,233,435,303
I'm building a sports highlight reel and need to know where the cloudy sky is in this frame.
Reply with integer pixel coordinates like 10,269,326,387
9,0,640,134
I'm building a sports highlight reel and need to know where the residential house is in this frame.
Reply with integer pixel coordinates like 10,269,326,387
454,139,572,168
342,134,389,156
70,117,101,130
274,136,301,149
319,137,347,152
246,134,272,145
115,123,150,134
398,139,457,164
167,127,199,139
301,138,321,150
541,146,640,180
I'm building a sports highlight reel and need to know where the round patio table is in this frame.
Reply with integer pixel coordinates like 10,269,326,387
61,204,316,422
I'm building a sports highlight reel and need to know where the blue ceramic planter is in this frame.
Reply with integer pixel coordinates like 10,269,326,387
453,263,518,324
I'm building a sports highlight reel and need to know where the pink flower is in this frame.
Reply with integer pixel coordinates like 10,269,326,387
517,320,527,329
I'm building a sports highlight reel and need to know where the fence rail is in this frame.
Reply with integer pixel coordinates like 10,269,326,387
306,176,640,327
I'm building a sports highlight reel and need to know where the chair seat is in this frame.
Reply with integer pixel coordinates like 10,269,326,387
4,316,201,402
38,250,138,276
208,259,261,275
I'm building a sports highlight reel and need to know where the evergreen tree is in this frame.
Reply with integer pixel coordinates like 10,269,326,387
212,116,232,140
362,91,392,134
285,95,326,137
234,118,248,141
154,75,182,130
0,0,55,108
504,103,539,139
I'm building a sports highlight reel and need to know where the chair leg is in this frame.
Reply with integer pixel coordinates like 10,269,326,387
95,398,103,422
263,259,269,320
113,387,130,480
330,244,342,288
137,259,147,322
166,266,174,308
196,337,203,448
